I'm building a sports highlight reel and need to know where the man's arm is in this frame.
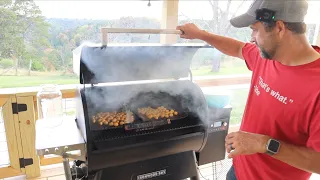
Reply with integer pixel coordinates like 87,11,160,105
225,131,320,174
272,139,320,174
176,23,246,60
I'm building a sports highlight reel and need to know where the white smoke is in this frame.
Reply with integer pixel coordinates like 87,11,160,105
79,41,211,124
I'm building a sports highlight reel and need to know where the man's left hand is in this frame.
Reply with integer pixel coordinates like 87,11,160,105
225,131,271,158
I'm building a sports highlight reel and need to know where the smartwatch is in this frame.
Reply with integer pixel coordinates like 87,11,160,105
265,139,280,155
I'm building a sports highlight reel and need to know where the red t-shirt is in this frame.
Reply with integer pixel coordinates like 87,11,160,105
233,43,320,180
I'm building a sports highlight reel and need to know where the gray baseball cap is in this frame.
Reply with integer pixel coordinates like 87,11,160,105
230,0,309,28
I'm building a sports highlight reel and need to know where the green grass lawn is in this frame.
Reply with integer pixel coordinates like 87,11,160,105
228,89,249,125
0,66,250,88
0,75,78,88
192,66,250,76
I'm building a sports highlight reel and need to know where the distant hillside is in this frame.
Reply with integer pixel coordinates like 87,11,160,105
46,18,108,31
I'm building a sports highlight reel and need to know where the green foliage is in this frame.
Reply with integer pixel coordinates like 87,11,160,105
0,58,14,68
0,0,50,70
0,0,12,7
0,7,25,58
47,50,62,69
31,59,44,71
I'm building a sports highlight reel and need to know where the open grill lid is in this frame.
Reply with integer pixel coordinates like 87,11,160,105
79,44,210,84
79,28,211,84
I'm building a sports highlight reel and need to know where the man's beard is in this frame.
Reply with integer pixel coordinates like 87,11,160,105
260,48,272,59
256,43,273,59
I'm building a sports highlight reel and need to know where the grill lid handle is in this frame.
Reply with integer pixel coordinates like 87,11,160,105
101,28,184,45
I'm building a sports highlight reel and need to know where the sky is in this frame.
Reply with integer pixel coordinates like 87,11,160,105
34,1,250,20
34,0,320,24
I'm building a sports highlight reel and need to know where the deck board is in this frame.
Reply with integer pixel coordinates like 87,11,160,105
2,161,319,180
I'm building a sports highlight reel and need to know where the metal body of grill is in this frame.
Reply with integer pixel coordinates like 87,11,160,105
76,79,209,171
72,28,231,180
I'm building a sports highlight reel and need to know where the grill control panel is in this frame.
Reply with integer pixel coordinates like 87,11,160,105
208,120,228,132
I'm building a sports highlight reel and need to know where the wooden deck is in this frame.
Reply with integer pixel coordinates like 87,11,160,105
1,161,234,180
2,161,319,180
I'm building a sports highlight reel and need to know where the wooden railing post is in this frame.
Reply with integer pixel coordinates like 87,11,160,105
1,96,24,179
2,94,41,178
16,95,40,178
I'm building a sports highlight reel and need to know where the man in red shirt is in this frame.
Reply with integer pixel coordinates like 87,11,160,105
177,0,320,180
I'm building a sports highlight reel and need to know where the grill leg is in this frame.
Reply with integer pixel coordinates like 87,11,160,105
189,168,200,180
62,154,72,180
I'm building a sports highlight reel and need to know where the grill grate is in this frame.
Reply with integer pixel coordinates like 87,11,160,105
89,110,189,131
92,118,202,142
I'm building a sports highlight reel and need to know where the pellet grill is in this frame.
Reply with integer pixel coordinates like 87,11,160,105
36,28,231,180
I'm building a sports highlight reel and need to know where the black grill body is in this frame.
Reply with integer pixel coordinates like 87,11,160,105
76,80,208,172
74,44,230,179
90,151,200,180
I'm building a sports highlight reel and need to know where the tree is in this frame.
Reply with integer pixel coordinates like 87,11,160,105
12,0,50,75
0,0,50,75
0,1,24,60
207,0,249,72
179,0,248,72
51,32,76,72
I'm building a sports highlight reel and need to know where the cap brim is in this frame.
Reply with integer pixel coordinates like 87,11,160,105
230,13,257,28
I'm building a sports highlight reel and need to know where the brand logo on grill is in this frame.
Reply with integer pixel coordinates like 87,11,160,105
137,169,166,180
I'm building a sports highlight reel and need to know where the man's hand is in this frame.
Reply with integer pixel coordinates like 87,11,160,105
176,23,207,40
225,131,270,158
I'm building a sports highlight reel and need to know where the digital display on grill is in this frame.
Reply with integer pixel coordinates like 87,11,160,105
125,119,171,131
214,121,222,127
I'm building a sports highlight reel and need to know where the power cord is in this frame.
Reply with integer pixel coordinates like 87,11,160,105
72,160,88,180
197,166,209,180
